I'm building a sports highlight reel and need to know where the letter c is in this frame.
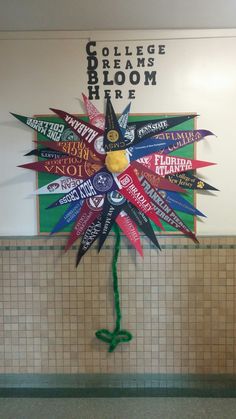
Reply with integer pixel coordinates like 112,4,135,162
86,41,97,56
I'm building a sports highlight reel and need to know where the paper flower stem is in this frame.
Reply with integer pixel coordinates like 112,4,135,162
95,223,132,352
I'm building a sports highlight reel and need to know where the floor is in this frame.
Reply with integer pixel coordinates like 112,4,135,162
1,398,236,419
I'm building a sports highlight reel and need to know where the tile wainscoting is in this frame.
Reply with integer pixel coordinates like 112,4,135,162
0,235,235,375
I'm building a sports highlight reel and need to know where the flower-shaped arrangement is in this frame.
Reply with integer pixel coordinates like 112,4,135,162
12,95,217,351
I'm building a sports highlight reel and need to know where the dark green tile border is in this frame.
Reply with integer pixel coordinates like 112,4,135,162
0,236,236,252
0,374,236,398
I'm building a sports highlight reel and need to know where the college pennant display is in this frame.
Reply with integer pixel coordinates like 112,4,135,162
116,211,143,256
50,201,84,234
47,168,118,209
117,166,163,229
159,190,205,217
128,138,177,161
140,177,198,242
50,108,104,159
11,113,77,141
36,140,104,163
125,114,197,145
103,97,126,152
65,195,104,252
124,201,161,250
19,156,102,179
82,93,105,129
137,153,215,176
131,160,185,193
14,94,218,353
166,172,219,191
25,148,66,159
98,192,127,251
155,129,214,155
76,215,102,266
33,177,83,195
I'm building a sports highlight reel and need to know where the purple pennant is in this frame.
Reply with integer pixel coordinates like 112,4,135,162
156,130,214,155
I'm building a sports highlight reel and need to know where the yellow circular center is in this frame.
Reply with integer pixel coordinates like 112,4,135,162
105,150,129,174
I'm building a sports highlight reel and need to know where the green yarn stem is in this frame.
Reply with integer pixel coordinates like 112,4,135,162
95,223,133,352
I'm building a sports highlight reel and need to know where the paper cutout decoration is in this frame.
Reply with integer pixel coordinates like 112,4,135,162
14,94,217,353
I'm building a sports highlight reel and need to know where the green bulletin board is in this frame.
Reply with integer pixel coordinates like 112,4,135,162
36,114,195,234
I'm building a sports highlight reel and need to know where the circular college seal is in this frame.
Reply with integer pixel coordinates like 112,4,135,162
87,195,104,211
94,136,106,155
107,129,119,143
107,191,126,206
61,128,78,141
93,171,114,192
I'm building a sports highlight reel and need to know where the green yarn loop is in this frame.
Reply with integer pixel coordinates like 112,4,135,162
95,223,133,352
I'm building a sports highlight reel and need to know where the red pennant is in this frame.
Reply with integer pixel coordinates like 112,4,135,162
137,153,215,176
36,140,105,163
131,160,185,193
65,195,104,252
116,212,143,256
50,108,105,159
117,166,163,230
82,93,105,130
19,156,102,179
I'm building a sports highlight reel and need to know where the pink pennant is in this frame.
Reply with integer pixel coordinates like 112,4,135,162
116,212,143,256
50,108,104,159
137,153,216,176
117,166,163,230
18,156,102,179
82,93,105,130
65,195,104,252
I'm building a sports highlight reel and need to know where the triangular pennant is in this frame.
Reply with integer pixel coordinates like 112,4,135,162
76,215,102,266
47,168,118,209
82,93,105,129
131,160,185,193
117,166,163,229
116,212,143,256
50,108,105,159
140,177,198,242
33,177,83,195
159,190,206,217
98,192,127,252
25,148,66,160
124,201,161,250
117,102,131,138
65,195,104,252
103,97,126,152
36,140,104,163
11,113,78,141
125,114,197,145
137,153,216,176
50,200,83,234
19,156,102,180
166,172,219,191
154,129,214,155
128,138,177,161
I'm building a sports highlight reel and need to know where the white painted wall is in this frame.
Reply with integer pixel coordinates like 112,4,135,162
0,30,235,235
